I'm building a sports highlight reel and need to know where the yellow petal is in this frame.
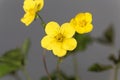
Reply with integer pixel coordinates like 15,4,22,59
21,12,35,26
35,0,44,11
85,12,92,23
62,38,77,50
45,21,60,36
85,24,93,33
53,47,67,57
41,36,56,50
61,23,75,38
23,0,36,12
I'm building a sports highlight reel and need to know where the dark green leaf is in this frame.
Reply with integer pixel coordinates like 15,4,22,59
65,33,92,57
40,70,72,80
104,25,114,43
96,24,114,45
88,63,113,72
108,54,118,64
73,33,92,52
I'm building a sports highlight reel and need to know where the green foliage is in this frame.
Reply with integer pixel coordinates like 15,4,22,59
73,33,92,52
40,70,76,80
21,38,31,55
64,33,92,57
88,63,112,72
108,54,118,64
96,24,114,45
108,53,120,65
0,48,23,77
0,39,31,77
0,61,20,77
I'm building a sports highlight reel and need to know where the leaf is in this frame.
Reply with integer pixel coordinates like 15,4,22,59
104,25,114,43
0,39,31,77
88,63,113,72
0,48,23,77
65,33,92,57
108,54,118,64
0,62,20,77
96,24,114,45
40,70,72,80
0,48,24,66
74,33,92,52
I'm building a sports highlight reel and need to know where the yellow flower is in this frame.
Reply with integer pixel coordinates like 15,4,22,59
21,0,44,26
21,12,35,26
23,0,44,13
70,12,93,34
41,21,77,57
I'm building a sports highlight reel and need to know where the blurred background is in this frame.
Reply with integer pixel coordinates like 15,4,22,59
0,0,120,80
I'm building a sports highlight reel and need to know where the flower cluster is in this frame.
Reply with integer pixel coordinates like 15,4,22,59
21,0,44,26
21,0,93,57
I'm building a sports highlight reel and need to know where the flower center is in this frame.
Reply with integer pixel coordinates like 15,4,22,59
79,20,87,27
55,33,64,42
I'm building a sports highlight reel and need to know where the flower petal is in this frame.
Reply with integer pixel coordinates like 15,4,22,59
53,47,67,57
35,0,44,11
85,12,92,23
41,36,55,50
85,24,93,33
21,12,35,26
61,23,75,38
45,21,60,36
23,0,36,12
62,38,77,50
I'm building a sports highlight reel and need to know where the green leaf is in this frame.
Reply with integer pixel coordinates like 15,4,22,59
104,25,114,43
73,33,92,52
88,63,113,72
0,62,20,77
0,48,24,66
0,39,31,77
40,70,71,80
65,33,92,57
21,38,31,54
0,48,24,77
96,24,114,45
108,54,118,64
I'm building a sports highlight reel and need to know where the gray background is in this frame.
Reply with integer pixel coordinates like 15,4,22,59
0,0,120,80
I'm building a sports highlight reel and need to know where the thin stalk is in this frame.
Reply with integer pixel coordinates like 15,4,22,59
56,58,63,80
37,13,46,28
37,13,51,80
21,67,31,80
42,49,51,80
72,54,81,80
114,65,119,80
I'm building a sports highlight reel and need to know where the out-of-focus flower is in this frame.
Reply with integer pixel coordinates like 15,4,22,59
21,0,44,26
41,21,77,57
21,12,35,26
70,12,93,34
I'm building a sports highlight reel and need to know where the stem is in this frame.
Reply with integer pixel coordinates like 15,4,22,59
72,54,81,80
42,49,51,80
56,58,63,80
21,67,31,80
114,65,119,80
37,13,46,28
